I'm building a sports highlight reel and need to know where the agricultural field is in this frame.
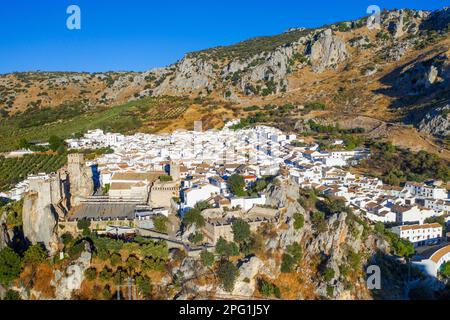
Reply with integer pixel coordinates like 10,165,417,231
0,96,194,152
0,153,67,191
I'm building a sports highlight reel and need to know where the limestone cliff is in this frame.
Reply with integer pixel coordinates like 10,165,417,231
0,212,10,250
22,193,59,255
308,29,349,73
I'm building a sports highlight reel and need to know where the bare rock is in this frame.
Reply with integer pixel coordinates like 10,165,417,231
51,241,92,300
418,104,450,138
22,194,59,255
308,29,349,73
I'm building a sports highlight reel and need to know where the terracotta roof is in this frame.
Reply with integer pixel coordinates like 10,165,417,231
400,223,442,231
431,245,450,264
112,171,163,182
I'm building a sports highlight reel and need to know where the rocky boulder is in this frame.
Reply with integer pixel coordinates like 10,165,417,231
418,104,450,138
308,29,349,73
52,241,92,300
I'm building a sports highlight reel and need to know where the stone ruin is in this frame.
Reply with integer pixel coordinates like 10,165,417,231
22,154,94,255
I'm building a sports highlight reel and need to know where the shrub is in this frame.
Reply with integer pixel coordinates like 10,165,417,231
293,213,305,230
189,232,204,245
110,253,122,267
232,219,251,243
259,279,281,298
77,219,91,231
441,262,450,278
68,242,85,259
85,267,97,281
3,289,21,300
281,254,295,273
126,256,140,272
322,267,335,282
0,248,22,286
99,268,113,282
159,174,173,182
23,244,47,266
102,285,113,300
216,238,240,257
200,250,215,267
286,242,302,263
136,275,152,299
153,215,169,233
182,208,205,227
217,260,239,292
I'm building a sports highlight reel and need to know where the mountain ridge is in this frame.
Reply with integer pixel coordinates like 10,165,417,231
0,7,449,157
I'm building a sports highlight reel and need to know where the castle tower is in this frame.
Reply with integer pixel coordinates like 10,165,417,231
68,153,85,172
67,153,94,207
170,161,181,182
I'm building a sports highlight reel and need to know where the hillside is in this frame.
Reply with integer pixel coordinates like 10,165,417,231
0,7,449,156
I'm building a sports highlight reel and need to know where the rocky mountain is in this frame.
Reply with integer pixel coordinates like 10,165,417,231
0,7,449,154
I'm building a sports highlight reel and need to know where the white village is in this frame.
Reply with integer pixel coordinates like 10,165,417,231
2,121,449,282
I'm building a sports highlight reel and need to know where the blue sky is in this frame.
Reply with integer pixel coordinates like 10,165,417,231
0,0,446,74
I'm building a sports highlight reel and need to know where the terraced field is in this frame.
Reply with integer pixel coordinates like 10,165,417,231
0,153,67,191
0,97,193,152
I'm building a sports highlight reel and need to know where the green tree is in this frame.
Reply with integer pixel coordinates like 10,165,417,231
3,289,21,300
0,247,22,286
280,254,295,273
48,135,63,152
126,256,140,272
441,262,450,278
61,232,74,246
293,212,305,230
227,174,246,197
102,285,113,300
232,219,251,243
23,244,47,266
182,208,205,227
200,250,215,267
322,267,335,282
153,215,169,233
189,232,204,245
286,242,302,263
136,275,153,299
217,260,239,292
77,219,91,231
216,238,239,258
258,279,281,298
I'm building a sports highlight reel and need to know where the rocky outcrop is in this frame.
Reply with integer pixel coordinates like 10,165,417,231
308,29,349,73
395,53,450,95
21,154,93,254
0,212,10,249
418,104,450,137
51,241,92,300
229,256,263,297
153,57,215,96
22,193,59,255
